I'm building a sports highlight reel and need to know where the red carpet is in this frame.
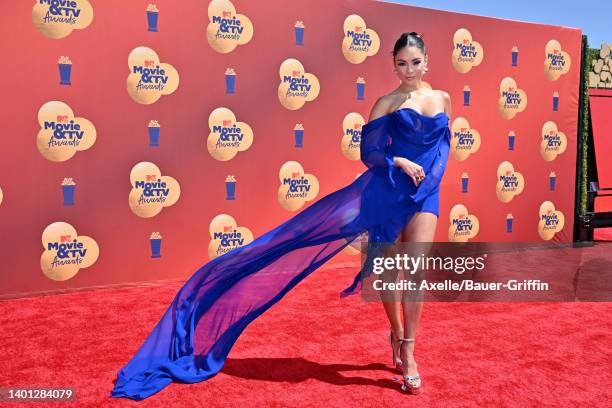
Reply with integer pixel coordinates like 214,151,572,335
1,265,610,407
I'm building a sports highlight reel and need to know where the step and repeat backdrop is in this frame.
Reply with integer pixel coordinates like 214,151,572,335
0,0,581,296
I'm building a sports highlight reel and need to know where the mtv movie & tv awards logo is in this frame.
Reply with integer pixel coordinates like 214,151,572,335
37,101,96,162
278,59,320,110
496,161,525,203
208,214,254,259
448,204,479,242
207,107,254,161
40,222,99,281
450,117,481,161
341,113,366,160
206,0,253,53
32,0,93,39
341,15,380,64
544,40,571,81
540,121,567,161
129,162,180,218
451,28,484,73
126,47,179,104
498,77,527,119
278,161,319,211
538,201,565,240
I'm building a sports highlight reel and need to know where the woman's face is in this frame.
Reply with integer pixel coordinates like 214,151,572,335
393,45,427,85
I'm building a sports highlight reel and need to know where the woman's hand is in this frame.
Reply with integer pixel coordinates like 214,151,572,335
393,157,426,187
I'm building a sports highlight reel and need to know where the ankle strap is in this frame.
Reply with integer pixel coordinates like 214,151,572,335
399,338,415,343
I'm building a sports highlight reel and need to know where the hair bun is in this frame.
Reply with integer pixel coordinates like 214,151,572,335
392,31,427,58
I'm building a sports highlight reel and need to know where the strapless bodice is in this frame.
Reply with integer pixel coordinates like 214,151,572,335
386,107,450,164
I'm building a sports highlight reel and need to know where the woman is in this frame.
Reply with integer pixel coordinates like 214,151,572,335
111,31,450,399
369,31,451,395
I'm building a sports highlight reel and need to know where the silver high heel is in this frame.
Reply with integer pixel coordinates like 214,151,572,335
398,338,421,394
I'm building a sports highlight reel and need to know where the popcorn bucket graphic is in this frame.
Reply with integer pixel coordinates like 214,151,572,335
62,185,75,205
147,12,158,31
552,92,559,111
549,172,556,191
225,176,236,200
463,85,471,106
59,64,71,85
148,120,160,147
508,132,515,151
294,21,304,45
461,172,469,193
294,124,304,148
511,46,519,67
146,4,159,32
294,130,304,147
148,128,160,147
225,68,236,94
506,214,513,233
58,56,72,85
356,77,366,100
150,232,162,258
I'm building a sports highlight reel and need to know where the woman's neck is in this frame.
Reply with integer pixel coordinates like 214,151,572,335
397,81,426,94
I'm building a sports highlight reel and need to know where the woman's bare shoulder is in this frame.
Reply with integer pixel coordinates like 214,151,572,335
433,89,449,97
431,89,452,115
430,89,450,102
368,94,396,121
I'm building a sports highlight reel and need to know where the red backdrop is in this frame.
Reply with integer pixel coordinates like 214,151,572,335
0,0,582,297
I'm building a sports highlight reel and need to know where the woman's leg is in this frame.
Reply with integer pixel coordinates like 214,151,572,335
382,301,403,336
381,235,404,337
352,234,402,333
373,234,403,368
400,211,437,376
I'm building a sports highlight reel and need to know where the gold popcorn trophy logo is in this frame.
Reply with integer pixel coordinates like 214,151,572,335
208,214,254,259
126,47,179,105
495,161,525,203
451,28,484,73
341,113,366,160
128,162,181,218
206,0,254,53
40,222,99,281
450,118,481,161
207,107,254,161
341,15,380,64
538,201,565,240
540,121,567,161
277,161,319,211
36,101,96,162
544,40,571,81
32,0,94,39
498,77,527,119
278,59,320,110
448,204,480,242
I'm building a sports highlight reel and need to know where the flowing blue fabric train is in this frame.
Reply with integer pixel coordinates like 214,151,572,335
111,108,450,400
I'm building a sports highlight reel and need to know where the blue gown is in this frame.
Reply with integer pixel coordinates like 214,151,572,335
111,107,450,400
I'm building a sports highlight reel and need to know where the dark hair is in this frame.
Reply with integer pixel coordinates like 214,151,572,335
391,32,426,59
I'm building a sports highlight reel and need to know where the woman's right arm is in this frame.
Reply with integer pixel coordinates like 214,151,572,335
360,96,393,170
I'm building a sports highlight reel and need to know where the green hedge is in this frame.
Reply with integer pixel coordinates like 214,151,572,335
578,41,598,214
